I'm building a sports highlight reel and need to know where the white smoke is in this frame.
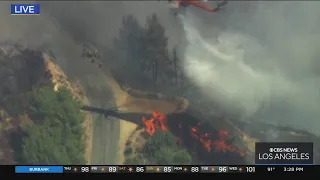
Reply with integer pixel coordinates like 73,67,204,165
179,2,320,135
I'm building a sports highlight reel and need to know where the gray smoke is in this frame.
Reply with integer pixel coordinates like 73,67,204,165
1,1,320,136
0,1,181,72
179,2,320,135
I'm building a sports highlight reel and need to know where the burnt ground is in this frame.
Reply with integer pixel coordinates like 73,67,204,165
96,109,246,165
167,112,246,165
92,68,320,165
96,105,320,165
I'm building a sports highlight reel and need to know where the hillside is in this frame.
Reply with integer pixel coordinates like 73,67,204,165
0,44,92,164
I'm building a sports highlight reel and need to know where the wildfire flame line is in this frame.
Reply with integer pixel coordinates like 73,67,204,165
142,112,244,157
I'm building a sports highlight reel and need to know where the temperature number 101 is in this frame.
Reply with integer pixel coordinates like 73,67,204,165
246,167,255,173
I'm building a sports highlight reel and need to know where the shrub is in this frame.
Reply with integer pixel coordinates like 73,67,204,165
21,87,86,164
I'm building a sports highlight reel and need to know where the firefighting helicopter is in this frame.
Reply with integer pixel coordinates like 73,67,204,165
82,44,103,68
167,0,228,15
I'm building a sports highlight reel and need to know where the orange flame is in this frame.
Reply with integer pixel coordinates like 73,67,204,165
219,130,228,139
190,126,212,152
142,111,245,157
142,112,167,136
190,124,244,156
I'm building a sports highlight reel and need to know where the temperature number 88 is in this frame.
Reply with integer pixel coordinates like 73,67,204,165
191,167,199,172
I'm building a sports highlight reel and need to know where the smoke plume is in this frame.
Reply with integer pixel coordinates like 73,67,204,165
180,2,320,135
1,1,320,136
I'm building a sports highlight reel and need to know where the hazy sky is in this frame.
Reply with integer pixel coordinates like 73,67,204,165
1,1,320,135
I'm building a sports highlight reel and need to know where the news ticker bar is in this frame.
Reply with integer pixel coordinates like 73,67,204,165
4,165,319,174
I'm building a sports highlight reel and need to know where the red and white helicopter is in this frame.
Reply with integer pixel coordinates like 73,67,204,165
167,0,228,14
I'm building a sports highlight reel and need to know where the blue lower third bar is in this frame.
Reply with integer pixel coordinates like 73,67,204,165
15,166,63,173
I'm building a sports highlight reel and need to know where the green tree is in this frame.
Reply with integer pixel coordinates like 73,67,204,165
21,86,85,164
143,130,192,165
144,130,177,155
141,14,171,87
172,46,179,86
170,47,191,96
172,149,192,165
124,155,147,165
114,15,144,76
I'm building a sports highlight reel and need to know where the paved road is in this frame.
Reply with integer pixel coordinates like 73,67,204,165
83,74,120,165
35,19,121,165
47,50,120,165
91,114,119,164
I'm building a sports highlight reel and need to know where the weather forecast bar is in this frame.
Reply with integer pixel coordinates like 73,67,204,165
0,165,316,174
53,165,320,173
